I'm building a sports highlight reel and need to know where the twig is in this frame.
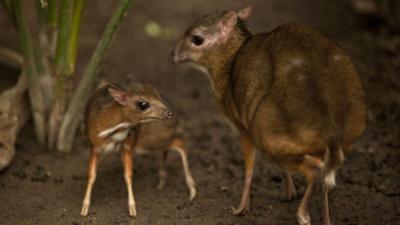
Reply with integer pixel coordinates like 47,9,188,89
0,46,23,69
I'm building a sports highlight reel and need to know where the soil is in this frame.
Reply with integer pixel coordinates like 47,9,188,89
0,0,399,225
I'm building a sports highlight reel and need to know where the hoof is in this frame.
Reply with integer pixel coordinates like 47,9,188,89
229,206,249,216
297,213,311,225
129,203,137,217
81,203,90,216
0,145,15,171
188,186,197,201
157,180,166,190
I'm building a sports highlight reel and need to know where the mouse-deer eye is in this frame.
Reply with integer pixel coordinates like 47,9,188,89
191,35,204,46
136,101,150,111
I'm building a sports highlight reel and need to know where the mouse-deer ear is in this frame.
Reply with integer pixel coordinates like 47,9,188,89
221,11,238,28
238,5,253,20
219,11,238,40
108,84,128,106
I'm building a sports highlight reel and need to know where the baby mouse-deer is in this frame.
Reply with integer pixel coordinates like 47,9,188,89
172,5,366,225
81,80,173,217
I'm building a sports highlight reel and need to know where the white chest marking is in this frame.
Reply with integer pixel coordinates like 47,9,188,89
98,122,132,138
112,130,130,142
104,142,116,153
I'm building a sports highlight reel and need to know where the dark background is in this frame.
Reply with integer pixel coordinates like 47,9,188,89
0,0,399,224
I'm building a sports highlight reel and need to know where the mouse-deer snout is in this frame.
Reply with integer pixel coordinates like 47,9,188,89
153,102,173,120
165,110,174,119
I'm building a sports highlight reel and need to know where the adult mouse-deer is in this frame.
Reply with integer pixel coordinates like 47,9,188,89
81,81,173,217
172,6,366,225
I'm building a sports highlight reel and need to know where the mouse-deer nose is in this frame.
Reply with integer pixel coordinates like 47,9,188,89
165,111,173,119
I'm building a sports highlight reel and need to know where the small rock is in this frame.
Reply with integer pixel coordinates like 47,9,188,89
219,185,228,192
31,166,51,182
12,169,26,180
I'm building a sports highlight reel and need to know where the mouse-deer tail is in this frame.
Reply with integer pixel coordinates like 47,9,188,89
322,140,345,190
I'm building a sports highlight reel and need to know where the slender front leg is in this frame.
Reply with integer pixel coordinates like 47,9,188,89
170,137,196,201
322,183,331,225
230,131,256,215
122,140,136,217
157,150,168,190
81,150,99,216
285,170,298,200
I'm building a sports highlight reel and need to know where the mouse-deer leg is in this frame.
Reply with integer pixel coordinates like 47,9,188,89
122,136,136,217
297,155,323,225
322,182,332,225
157,150,169,190
170,136,196,201
285,170,298,200
81,150,99,216
230,131,256,215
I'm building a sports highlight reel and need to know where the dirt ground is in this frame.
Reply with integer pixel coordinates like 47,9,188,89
0,0,399,225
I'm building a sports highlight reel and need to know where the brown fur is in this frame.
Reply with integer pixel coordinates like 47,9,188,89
81,81,172,217
134,105,197,201
172,6,366,225
85,83,170,150
81,80,196,218
135,116,181,151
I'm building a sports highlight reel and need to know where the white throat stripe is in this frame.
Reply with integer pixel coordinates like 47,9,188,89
98,122,132,138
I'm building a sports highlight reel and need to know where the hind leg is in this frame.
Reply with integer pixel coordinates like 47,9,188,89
322,143,348,225
285,171,298,200
297,155,324,225
230,131,255,215
157,150,168,189
170,136,196,201
297,170,316,225
322,183,331,225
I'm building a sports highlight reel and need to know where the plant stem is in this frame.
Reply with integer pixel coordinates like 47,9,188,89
48,1,84,150
54,0,73,76
0,46,23,69
57,0,134,152
66,0,86,73
12,0,46,145
47,0,58,58
48,0,58,28
36,0,48,28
